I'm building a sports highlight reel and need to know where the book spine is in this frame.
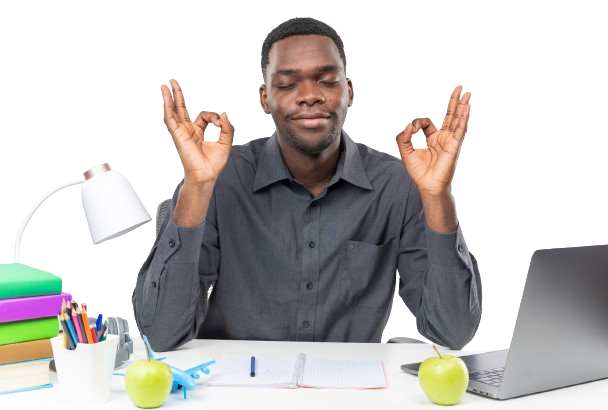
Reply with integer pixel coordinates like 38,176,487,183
0,358,52,394
0,339,53,365
0,280,62,299
0,263,62,300
0,292,72,323
0,317,59,346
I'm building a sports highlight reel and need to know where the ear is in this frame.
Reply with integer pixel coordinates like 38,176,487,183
259,84,271,114
347,78,354,107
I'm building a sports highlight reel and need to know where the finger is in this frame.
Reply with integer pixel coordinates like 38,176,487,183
161,84,179,133
396,123,415,162
454,104,471,142
449,92,471,132
218,112,235,147
193,111,221,134
441,85,463,131
412,118,438,138
169,79,191,121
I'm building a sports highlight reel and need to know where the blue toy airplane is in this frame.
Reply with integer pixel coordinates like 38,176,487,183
116,335,216,400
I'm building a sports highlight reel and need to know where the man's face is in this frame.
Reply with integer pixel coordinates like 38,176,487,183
260,35,353,156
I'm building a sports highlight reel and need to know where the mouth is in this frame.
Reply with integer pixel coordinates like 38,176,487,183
289,113,332,129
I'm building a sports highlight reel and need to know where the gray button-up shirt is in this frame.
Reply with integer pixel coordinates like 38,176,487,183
133,132,482,351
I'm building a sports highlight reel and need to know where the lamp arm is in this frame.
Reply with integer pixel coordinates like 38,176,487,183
14,177,85,263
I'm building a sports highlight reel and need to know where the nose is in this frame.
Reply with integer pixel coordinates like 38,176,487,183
296,81,325,106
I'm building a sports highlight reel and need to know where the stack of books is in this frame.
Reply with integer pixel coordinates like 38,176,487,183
0,263,71,394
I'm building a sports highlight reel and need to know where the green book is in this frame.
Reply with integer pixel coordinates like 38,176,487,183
0,263,62,299
0,317,59,345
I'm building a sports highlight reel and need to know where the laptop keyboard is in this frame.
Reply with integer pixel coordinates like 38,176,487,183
469,367,505,387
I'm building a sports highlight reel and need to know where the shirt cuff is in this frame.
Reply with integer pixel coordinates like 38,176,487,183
155,217,206,263
425,224,472,269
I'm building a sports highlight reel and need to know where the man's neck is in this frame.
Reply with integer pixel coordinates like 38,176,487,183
278,136,341,198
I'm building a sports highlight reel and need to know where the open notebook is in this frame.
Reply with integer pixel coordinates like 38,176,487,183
208,353,387,389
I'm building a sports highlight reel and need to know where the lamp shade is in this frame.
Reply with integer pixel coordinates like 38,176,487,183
81,164,151,244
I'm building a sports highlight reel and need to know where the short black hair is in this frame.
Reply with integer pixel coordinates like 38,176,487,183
261,17,346,81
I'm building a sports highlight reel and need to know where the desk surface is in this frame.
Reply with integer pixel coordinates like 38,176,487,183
2,338,605,409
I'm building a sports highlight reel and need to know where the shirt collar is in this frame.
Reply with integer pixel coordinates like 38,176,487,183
252,131,373,193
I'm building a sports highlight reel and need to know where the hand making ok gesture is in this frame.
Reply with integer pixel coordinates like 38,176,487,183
161,79,235,187
396,86,471,198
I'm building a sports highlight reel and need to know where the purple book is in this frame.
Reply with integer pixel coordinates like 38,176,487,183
0,292,72,323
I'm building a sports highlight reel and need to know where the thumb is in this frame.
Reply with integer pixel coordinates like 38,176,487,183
396,124,415,162
218,112,235,148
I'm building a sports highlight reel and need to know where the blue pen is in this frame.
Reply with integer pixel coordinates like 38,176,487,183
96,314,103,332
250,356,256,377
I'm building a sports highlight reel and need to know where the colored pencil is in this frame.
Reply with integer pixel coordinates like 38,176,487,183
63,312,79,348
90,325,98,343
58,314,74,350
71,307,84,343
99,325,108,342
75,307,89,344
81,304,94,344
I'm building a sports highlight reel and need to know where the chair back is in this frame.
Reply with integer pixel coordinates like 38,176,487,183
156,199,171,236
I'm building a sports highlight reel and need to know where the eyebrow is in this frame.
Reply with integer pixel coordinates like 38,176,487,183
271,65,343,79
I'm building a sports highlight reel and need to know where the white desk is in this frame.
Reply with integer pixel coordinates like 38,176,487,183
1,338,605,409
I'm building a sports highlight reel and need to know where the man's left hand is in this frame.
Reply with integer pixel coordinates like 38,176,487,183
396,86,471,198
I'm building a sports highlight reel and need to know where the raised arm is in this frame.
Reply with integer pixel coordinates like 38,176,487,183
396,85,471,233
161,79,234,226
133,80,232,351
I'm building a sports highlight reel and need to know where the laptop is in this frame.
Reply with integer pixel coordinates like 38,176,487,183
401,244,608,399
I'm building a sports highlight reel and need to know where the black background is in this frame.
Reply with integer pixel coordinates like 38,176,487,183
0,16,607,349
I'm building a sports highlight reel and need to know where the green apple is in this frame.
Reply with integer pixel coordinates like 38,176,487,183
418,345,469,405
125,342,173,408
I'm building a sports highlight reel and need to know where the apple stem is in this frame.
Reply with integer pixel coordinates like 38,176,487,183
433,345,442,359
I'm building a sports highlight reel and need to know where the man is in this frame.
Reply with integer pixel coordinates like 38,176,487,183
133,17,481,352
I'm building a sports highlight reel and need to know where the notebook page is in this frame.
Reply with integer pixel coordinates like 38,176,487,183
299,355,387,389
208,354,302,388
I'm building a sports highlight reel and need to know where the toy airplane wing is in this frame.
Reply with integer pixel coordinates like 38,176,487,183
169,360,216,400
185,360,217,378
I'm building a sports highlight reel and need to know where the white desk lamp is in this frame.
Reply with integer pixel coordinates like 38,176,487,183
14,163,151,263
7,163,149,369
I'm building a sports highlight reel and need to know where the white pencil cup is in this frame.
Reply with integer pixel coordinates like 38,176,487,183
50,334,118,405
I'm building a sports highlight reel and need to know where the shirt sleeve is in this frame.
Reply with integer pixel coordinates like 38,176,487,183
397,182,482,350
132,182,219,351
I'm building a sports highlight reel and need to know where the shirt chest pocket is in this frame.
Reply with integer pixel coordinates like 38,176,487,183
339,238,398,309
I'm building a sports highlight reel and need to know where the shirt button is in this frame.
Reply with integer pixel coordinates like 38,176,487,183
302,321,310,328
169,239,176,248
309,241,315,248
306,282,313,290
457,244,463,252
152,281,157,288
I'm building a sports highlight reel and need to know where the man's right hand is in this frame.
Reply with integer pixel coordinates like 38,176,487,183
162,79,234,187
